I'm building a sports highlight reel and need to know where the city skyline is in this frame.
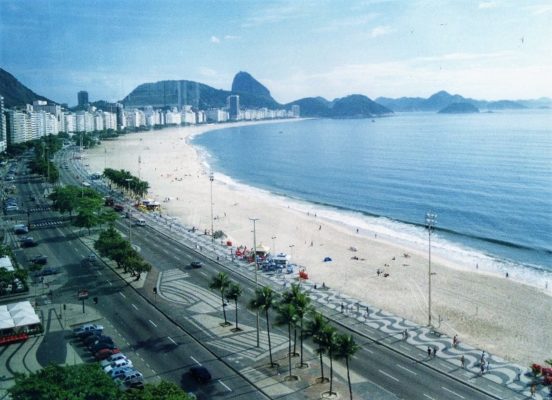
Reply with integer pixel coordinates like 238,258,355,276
1,0,551,106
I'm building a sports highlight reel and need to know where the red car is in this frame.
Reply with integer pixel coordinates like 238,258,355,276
113,204,125,212
95,347,120,360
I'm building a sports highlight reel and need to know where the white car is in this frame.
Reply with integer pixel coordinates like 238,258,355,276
100,353,129,368
103,359,133,374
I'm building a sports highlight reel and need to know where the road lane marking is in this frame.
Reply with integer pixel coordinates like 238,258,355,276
107,280,112,286
96,271,102,276
131,304,138,310
191,356,201,366
379,369,399,382
148,320,157,328
199,271,207,277
119,292,126,298
218,380,232,392
423,394,436,400
441,386,464,399
167,336,177,345
396,364,417,375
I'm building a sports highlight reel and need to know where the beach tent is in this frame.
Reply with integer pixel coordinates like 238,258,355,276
0,319,15,330
13,314,40,328
255,244,270,257
323,257,332,262
0,256,14,272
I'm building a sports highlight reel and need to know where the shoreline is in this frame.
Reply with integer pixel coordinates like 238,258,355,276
84,120,552,366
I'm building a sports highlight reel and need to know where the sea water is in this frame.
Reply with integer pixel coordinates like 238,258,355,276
193,110,552,286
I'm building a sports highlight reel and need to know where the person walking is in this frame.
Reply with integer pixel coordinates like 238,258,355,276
460,355,465,369
530,383,536,397
432,347,437,358
480,363,485,375
427,347,432,358
515,367,521,382
486,360,491,373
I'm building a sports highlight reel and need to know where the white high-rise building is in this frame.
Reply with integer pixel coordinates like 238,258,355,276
64,112,76,134
6,110,32,144
206,108,229,123
0,96,6,152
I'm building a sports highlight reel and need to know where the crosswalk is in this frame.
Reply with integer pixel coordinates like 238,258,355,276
31,219,65,228
28,206,51,212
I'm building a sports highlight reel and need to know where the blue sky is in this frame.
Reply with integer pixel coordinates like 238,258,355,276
1,0,550,105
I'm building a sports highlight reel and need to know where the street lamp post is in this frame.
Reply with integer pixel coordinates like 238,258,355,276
210,173,214,244
289,244,295,260
126,178,133,244
426,212,437,327
249,217,260,348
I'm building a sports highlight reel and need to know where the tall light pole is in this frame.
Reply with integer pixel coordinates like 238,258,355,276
426,212,437,327
271,236,277,255
126,178,133,244
288,244,295,260
249,217,260,347
209,172,214,244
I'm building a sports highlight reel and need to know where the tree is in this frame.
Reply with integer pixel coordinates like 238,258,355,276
305,311,329,383
282,283,312,364
49,185,81,217
320,324,338,396
336,333,360,400
250,286,276,366
209,272,231,326
225,282,243,331
123,381,194,399
73,209,100,235
275,302,298,380
127,256,152,281
8,363,119,400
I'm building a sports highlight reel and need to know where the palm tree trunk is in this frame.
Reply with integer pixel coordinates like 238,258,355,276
346,357,353,399
319,350,325,381
329,349,334,394
300,318,304,366
221,292,228,324
288,323,292,377
234,299,239,329
293,327,297,356
265,310,273,366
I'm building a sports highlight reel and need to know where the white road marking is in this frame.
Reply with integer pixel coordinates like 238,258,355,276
148,320,157,328
441,386,464,399
119,292,126,298
131,304,138,310
107,280,112,286
218,380,232,392
423,394,436,400
397,364,417,375
365,348,374,354
190,356,201,366
199,271,207,277
96,271,102,276
167,336,177,345
379,369,399,382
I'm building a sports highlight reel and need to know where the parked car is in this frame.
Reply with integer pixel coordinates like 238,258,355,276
190,261,203,269
113,204,124,212
13,224,28,234
21,237,37,247
91,341,117,354
189,366,212,383
109,366,136,379
83,333,103,347
100,353,129,368
34,267,59,277
30,255,48,265
103,359,133,374
94,348,120,360
73,323,104,337
88,336,114,350
116,370,143,383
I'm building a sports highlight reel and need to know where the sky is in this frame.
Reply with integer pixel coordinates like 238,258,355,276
1,0,551,106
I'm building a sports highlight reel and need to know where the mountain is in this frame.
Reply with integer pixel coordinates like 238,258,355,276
376,91,528,112
0,68,54,108
285,97,332,117
331,95,393,118
438,102,479,114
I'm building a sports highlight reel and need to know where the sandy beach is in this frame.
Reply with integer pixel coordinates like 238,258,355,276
85,121,552,366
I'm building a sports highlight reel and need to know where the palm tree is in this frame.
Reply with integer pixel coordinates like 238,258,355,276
209,272,231,326
275,302,298,380
336,333,360,400
225,282,243,331
294,291,312,368
282,283,311,359
305,311,329,383
250,286,276,366
320,324,338,396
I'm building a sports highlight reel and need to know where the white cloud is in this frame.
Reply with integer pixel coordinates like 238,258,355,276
210,35,220,44
478,2,498,9
224,35,240,40
526,4,552,15
369,25,393,38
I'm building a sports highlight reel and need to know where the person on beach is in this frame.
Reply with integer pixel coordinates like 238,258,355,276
530,383,536,397
460,355,465,369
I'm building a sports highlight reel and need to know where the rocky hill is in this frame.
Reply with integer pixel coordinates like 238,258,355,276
0,68,54,108
438,102,480,114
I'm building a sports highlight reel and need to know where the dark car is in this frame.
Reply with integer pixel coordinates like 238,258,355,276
91,341,116,354
190,261,203,269
35,267,59,277
21,237,37,247
13,224,29,234
113,204,124,212
30,255,48,265
87,336,114,350
189,366,211,383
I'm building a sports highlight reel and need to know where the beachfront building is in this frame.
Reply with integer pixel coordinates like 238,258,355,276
0,96,6,152
78,90,89,108
227,95,241,121
165,108,182,125
196,110,206,124
182,106,197,125
292,104,300,118
63,112,76,134
125,108,146,129
5,109,32,144
116,103,125,130
206,108,229,123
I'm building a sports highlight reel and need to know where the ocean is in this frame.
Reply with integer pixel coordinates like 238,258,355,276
193,110,552,286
